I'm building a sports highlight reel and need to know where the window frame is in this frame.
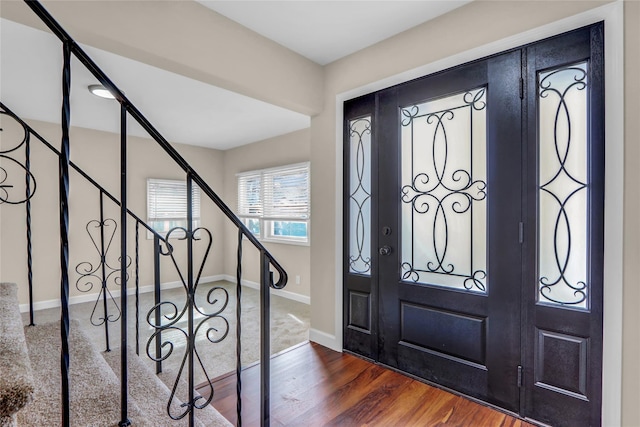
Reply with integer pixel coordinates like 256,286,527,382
237,162,310,246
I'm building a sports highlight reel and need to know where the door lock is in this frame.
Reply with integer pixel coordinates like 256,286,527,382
379,245,392,256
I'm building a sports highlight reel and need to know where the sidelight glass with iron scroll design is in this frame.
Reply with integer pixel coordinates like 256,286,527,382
537,62,589,309
400,87,487,293
348,117,372,275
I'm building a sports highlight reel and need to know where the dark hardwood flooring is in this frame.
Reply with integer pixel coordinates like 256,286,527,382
198,342,534,427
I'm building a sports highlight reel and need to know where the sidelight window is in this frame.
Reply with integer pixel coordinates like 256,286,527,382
537,62,589,309
348,117,372,275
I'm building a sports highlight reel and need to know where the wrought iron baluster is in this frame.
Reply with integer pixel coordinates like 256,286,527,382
25,132,34,326
260,251,272,427
98,192,111,351
153,234,162,374
74,195,126,351
119,103,131,427
135,221,140,356
0,105,38,325
236,229,243,427
187,174,195,427
145,212,223,422
59,39,71,427
0,109,37,207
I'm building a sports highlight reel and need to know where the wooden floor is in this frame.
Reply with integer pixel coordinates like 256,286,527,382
198,342,535,427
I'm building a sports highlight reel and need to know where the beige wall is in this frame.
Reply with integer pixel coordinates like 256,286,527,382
0,0,323,116
622,1,640,425
0,118,226,306
0,115,311,306
222,129,311,298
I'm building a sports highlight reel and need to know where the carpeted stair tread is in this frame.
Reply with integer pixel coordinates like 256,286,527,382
16,321,151,426
0,283,35,426
103,348,231,427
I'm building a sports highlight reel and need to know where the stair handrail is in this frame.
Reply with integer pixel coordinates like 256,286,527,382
22,0,288,288
14,1,289,426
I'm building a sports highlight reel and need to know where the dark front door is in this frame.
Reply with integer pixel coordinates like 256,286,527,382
376,51,523,412
343,23,604,427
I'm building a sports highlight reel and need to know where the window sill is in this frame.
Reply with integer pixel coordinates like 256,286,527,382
262,237,310,247
242,234,310,247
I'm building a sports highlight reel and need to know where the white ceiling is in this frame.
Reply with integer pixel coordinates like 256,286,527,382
197,1,471,65
0,18,310,150
1,1,470,150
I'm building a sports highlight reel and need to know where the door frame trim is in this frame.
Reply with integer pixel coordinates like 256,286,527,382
332,2,624,425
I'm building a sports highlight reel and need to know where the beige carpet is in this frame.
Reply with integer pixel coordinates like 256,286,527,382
17,320,148,426
23,280,310,387
0,283,34,425
16,320,231,426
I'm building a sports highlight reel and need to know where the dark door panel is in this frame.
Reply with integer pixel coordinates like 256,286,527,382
377,50,522,412
522,23,604,427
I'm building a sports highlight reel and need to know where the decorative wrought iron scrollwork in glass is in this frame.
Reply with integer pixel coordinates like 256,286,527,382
537,62,589,309
75,198,131,351
0,110,37,205
146,225,228,420
400,87,488,292
348,117,372,275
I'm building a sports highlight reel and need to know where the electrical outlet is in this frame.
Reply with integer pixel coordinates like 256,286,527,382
295,275,301,285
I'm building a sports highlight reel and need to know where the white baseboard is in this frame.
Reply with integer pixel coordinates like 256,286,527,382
222,274,310,305
18,275,225,313
309,328,342,352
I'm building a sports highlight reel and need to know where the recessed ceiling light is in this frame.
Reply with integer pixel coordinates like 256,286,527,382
88,84,115,100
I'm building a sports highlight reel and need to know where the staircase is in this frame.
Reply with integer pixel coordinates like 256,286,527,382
1,282,231,426
0,0,288,426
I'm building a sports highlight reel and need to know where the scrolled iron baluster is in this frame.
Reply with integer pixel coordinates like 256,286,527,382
0,110,37,206
74,208,129,350
145,223,225,422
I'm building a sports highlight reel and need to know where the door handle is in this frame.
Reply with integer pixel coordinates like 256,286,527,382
379,245,392,256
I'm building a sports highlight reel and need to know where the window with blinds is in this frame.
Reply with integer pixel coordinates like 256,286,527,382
237,162,310,244
147,178,201,238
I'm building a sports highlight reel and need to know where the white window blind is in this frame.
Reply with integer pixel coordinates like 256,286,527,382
147,179,200,237
263,164,310,220
237,173,262,217
237,162,310,243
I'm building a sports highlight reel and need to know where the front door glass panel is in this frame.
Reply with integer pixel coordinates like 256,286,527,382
348,117,372,275
537,62,589,309
400,87,487,293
